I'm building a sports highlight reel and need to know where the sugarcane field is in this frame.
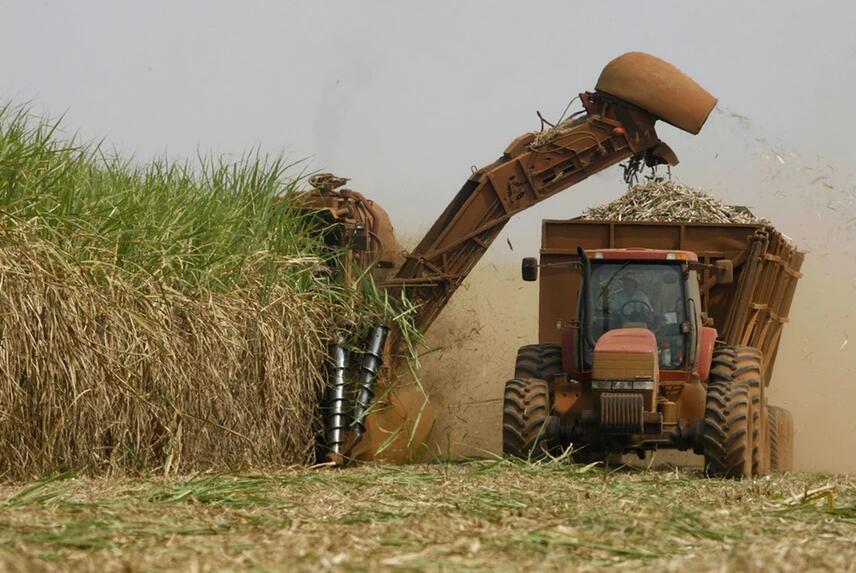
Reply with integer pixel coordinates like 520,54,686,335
1,3,855,572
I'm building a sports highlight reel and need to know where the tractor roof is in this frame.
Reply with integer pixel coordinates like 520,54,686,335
586,248,699,263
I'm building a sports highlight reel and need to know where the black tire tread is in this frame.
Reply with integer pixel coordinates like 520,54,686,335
502,377,552,459
729,347,767,476
768,405,794,471
515,344,563,382
704,345,761,479
768,405,780,470
703,380,751,478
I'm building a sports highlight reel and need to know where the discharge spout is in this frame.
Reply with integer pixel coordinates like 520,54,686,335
596,51,718,135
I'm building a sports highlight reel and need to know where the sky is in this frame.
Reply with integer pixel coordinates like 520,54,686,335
2,0,855,258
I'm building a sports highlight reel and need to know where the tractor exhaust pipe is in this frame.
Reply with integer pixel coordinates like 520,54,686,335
324,339,350,461
350,324,389,445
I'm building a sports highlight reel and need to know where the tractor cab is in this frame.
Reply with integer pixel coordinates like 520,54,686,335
579,249,702,372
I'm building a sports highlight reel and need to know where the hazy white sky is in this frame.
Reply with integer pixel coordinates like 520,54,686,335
2,0,855,258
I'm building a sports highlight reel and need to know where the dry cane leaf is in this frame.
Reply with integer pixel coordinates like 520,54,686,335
581,180,769,225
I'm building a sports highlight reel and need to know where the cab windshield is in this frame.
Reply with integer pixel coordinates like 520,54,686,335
586,262,687,369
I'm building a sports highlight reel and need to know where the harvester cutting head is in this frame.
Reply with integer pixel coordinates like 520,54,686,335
595,52,718,135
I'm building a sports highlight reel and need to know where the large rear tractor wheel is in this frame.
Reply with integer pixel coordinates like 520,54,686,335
703,379,753,478
502,378,555,460
704,345,768,478
515,344,563,383
768,405,795,471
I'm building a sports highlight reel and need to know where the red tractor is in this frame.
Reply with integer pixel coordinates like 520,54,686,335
504,219,801,477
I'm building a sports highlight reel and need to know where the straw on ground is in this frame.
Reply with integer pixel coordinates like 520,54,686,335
0,461,853,572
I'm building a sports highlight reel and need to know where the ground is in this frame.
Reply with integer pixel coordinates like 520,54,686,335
0,460,854,572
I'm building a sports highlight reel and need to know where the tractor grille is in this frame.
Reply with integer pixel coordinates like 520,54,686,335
599,392,644,434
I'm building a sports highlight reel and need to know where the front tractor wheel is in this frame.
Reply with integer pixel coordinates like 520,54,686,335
502,378,556,460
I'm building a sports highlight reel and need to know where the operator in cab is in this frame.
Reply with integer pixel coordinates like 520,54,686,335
612,276,653,319
588,263,689,369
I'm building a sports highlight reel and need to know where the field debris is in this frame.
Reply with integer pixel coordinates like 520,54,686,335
0,462,854,572
784,484,837,510
530,115,584,147
581,179,769,224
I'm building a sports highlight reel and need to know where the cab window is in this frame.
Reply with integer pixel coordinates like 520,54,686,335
588,262,687,369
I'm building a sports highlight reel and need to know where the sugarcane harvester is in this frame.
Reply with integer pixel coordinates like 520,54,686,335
303,52,725,467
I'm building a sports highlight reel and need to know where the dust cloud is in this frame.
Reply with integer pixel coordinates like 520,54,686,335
769,257,856,473
417,256,856,473
418,264,537,459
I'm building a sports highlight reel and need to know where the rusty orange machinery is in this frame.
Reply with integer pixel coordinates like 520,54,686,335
509,220,803,477
382,52,717,335
301,52,719,465
537,220,804,383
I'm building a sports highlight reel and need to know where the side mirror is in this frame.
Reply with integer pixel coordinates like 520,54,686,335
521,257,538,282
714,259,733,285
